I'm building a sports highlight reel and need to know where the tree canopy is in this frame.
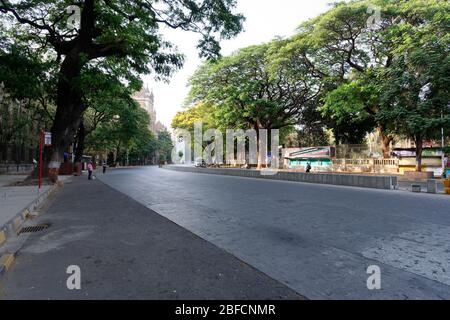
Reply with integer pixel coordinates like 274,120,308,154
0,0,244,179
173,0,450,171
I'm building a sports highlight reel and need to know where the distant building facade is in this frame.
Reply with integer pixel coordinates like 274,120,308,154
133,85,166,136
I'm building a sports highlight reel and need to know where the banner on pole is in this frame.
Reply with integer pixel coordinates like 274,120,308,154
44,132,52,146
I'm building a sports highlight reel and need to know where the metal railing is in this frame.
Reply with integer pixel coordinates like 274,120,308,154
0,143,39,164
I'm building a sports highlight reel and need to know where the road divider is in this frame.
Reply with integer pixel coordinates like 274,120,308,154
164,166,398,190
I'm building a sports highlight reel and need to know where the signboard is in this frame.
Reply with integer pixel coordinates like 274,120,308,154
393,148,444,157
44,132,52,146
285,147,335,159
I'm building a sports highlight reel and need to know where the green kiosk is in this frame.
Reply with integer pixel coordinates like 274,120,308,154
284,147,335,171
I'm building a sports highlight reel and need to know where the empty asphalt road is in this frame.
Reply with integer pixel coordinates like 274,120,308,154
97,166,450,299
0,176,301,300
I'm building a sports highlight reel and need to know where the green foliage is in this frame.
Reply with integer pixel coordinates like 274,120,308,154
376,0,450,142
183,0,449,153
85,97,153,160
2,0,450,170
293,0,449,148
0,0,245,70
0,0,245,166
157,130,174,162
0,43,55,149
321,79,378,144
172,103,214,132
188,42,322,133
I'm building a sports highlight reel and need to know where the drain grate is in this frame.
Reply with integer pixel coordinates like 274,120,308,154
18,223,50,234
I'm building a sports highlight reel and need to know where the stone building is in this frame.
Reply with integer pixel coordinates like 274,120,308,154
132,85,166,136
132,85,168,165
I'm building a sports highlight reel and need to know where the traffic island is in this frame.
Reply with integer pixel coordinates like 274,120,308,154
164,166,398,190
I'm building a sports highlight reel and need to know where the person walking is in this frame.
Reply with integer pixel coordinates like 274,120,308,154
306,162,312,173
103,161,107,174
88,161,94,180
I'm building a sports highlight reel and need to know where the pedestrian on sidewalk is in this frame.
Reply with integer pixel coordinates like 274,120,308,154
88,161,94,180
306,162,312,173
103,161,107,174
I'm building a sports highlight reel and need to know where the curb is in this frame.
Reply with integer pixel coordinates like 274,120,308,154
163,166,398,190
0,181,64,279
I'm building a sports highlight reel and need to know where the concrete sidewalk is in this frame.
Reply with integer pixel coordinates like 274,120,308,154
0,175,25,187
0,177,303,299
0,175,70,251
0,185,52,228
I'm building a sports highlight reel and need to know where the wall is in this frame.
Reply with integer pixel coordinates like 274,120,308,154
0,164,34,174
164,166,398,190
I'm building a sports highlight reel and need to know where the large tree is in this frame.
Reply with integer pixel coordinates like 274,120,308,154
377,2,450,171
288,0,396,155
188,42,323,168
0,0,244,180
284,0,449,157
157,130,174,163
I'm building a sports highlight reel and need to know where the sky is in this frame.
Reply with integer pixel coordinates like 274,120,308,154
144,0,334,129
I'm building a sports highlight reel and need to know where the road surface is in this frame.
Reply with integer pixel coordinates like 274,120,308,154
0,176,301,300
2,166,450,299
97,166,450,299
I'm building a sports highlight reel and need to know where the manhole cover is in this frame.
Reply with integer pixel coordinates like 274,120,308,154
18,223,51,234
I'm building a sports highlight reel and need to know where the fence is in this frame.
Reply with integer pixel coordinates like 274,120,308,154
285,158,400,174
0,143,39,165
335,144,382,159
331,158,399,174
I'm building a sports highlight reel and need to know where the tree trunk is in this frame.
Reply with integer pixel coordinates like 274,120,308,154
415,135,423,172
257,150,264,169
46,0,98,182
47,55,86,182
378,126,394,158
